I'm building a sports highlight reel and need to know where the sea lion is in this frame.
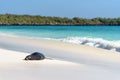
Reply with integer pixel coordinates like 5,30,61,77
25,52,45,60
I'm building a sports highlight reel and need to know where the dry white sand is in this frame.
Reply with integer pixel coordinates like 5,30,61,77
0,35,120,80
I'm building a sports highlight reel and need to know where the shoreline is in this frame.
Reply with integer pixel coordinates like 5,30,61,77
0,26,120,53
0,32,120,53
0,35,120,63
0,25,120,26
1,35,120,80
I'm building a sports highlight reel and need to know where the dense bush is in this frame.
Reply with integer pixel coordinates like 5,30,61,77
0,14,120,26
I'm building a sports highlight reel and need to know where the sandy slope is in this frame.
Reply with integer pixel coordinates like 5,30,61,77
0,35,120,80
0,48,80,80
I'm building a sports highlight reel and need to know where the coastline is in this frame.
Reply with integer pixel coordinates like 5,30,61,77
1,26,120,53
1,35,120,80
0,34,120,64
0,25,120,26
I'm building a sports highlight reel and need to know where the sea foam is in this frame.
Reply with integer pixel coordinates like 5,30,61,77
59,37,120,52
33,37,120,52
0,32,120,52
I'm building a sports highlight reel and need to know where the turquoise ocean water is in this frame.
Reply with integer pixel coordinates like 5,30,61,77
0,26,120,52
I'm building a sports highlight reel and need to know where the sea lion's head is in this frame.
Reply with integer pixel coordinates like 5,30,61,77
24,55,31,60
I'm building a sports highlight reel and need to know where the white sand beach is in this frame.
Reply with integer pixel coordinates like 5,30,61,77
0,35,120,80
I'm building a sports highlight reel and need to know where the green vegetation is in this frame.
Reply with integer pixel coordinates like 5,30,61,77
0,14,120,26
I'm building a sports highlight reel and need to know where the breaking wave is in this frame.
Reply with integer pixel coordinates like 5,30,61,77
47,37,120,52
0,32,120,52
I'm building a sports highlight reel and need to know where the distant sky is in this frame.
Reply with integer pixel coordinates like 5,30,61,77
0,0,120,18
